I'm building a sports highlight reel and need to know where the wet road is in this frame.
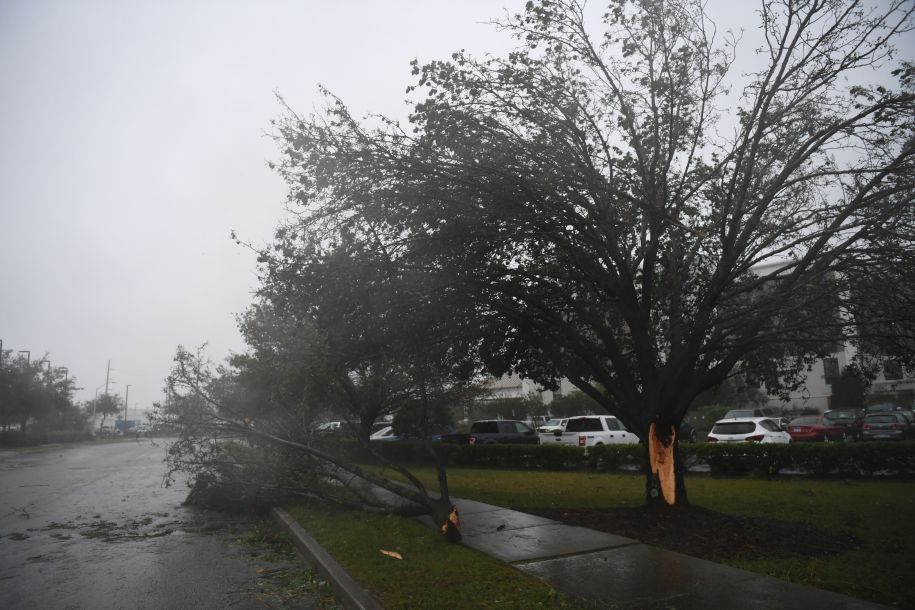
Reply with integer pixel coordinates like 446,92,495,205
0,439,288,609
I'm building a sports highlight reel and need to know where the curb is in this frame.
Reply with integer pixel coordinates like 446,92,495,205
272,507,382,610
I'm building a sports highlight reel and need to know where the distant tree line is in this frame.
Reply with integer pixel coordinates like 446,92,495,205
0,353,81,432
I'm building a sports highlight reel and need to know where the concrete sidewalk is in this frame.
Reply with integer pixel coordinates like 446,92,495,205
276,493,888,609
413,498,888,609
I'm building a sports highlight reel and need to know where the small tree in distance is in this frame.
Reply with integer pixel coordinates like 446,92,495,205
91,393,122,429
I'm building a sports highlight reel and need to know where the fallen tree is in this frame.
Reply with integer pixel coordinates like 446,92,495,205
161,337,472,540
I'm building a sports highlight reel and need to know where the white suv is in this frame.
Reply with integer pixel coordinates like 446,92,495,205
544,415,639,447
707,417,791,444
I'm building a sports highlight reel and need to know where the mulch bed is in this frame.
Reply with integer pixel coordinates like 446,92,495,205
516,505,862,562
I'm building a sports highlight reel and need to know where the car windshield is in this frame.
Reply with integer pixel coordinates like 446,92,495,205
712,422,756,435
791,416,819,425
542,419,561,426
565,417,604,432
829,410,856,419
502,421,531,434
866,415,897,424
724,410,753,418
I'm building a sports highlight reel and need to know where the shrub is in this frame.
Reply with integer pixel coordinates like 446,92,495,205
0,429,92,447
337,440,915,478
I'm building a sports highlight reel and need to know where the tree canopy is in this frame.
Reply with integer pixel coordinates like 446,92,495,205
270,0,914,505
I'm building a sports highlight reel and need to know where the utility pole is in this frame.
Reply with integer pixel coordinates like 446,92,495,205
105,360,111,396
124,384,131,430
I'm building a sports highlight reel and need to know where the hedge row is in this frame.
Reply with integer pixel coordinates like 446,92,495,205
0,429,94,448
339,440,915,477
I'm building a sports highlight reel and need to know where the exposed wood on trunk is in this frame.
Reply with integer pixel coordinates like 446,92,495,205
648,423,676,505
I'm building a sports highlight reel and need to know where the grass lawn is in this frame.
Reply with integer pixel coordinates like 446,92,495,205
285,503,580,609
372,467,915,607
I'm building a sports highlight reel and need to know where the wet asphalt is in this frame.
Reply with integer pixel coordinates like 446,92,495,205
0,438,293,609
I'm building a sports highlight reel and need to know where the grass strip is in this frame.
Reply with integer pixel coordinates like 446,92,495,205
285,503,583,609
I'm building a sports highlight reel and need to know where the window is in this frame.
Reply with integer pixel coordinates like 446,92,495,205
884,360,903,381
823,357,840,384
605,418,621,431
471,421,499,434
760,419,780,432
513,422,532,434
711,422,756,435
566,417,604,432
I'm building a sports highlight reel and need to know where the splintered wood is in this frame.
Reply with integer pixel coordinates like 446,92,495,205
648,423,676,505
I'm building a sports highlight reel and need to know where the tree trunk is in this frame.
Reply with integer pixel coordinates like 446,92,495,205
644,423,689,508
431,498,462,542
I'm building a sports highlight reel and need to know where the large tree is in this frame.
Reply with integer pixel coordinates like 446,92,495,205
272,0,915,506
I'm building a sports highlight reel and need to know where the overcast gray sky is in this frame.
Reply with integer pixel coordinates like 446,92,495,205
0,0,528,413
1,1,910,414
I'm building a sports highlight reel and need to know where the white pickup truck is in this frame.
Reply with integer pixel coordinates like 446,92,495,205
540,415,640,447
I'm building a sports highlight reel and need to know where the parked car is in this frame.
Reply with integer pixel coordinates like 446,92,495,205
822,409,860,434
678,420,698,443
895,409,915,434
371,421,392,435
370,426,397,441
544,415,639,447
371,424,455,442
785,415,847,442
536,418,568,434
860,412,912,441
707,417,791,444
852,406,913,440
441,420,539,445
316,421,345,434
866,403,900,413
